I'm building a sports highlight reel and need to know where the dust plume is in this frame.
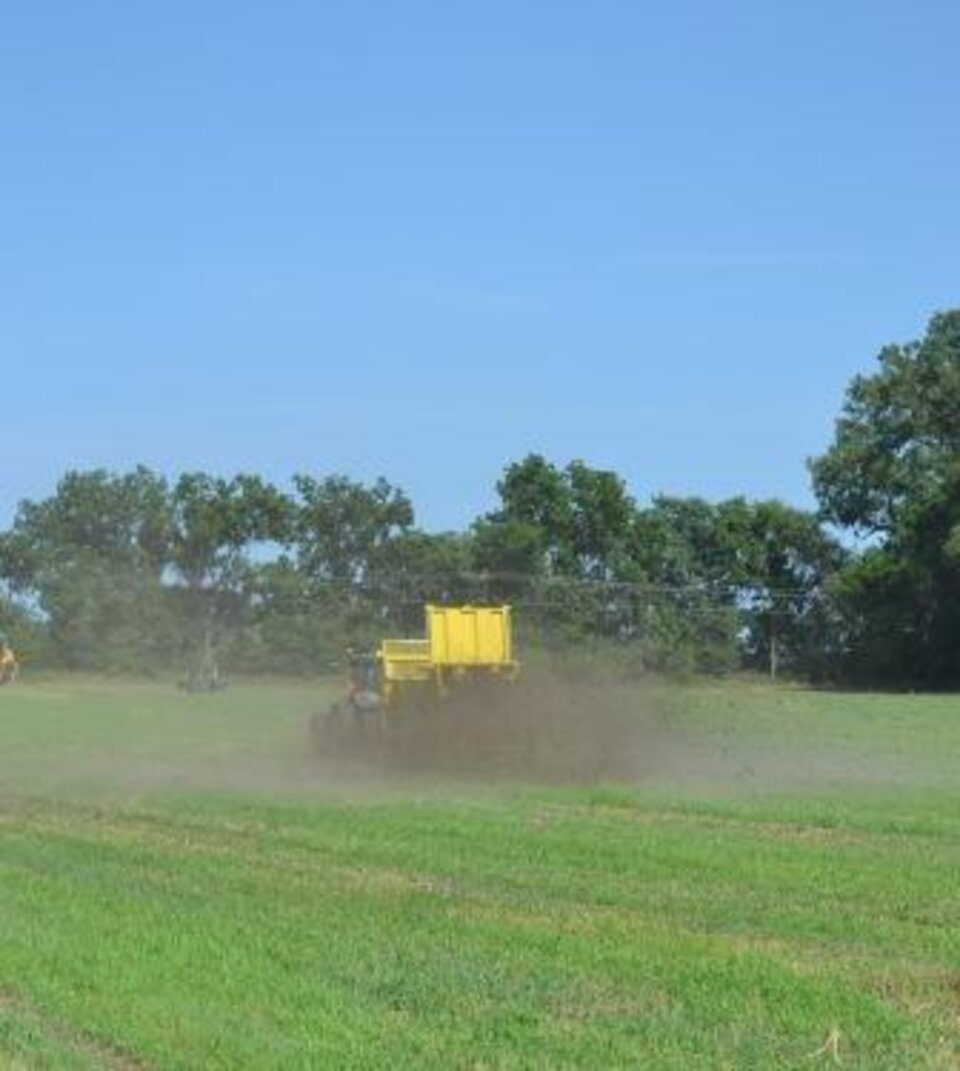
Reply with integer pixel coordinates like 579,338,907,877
1,674,952,802
315,670,701,784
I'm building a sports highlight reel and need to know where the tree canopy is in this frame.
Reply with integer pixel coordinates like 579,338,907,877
812,310,960,684
3,309,959,687
0,458,838,679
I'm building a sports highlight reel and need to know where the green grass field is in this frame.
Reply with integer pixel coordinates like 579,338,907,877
0,677,957,1069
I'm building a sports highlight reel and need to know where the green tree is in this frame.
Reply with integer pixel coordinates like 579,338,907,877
291,475,413,584
268,475,416,663
811,310,960,684
168,473,291,685
624,498,741,674
729,500,845,679
566,461,634,579
0,467,175,670
481,455,634,581
476,457,636,648
471,518,545,598
493,455,574,574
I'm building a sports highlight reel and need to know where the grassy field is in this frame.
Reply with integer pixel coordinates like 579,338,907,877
0,677,957,1069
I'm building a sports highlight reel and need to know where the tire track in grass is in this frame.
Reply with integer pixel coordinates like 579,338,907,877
0,990,150,1071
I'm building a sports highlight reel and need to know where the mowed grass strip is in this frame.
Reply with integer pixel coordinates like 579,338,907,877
0,988,145,1071
0,679,958,1068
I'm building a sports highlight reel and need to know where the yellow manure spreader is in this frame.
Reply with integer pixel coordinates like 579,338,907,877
313,604,519,762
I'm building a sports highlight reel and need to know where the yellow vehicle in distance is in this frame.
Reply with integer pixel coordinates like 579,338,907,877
0,636,19,685
380,604,517,704
314,604,518,753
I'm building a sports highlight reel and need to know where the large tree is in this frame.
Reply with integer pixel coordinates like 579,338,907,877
624,497,746,675
729,499,845,679
168,473,290,685
0,467,174,669
479,455,634,582
291,475,413,585
811,310,960,684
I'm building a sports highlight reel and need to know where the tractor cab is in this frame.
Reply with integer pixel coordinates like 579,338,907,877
344,647,382,712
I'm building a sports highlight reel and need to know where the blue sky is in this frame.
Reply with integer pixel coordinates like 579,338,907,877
2,2,958,530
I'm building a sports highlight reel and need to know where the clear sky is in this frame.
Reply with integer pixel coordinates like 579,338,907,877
2,2,957,530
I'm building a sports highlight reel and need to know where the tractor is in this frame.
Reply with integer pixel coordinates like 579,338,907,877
313,604,519,759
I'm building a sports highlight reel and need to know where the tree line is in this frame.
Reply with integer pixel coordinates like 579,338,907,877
2,310,959,687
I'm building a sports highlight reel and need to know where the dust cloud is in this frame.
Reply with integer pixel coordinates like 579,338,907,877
310,670,951,792
0,672,950,802
313,671,674,784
